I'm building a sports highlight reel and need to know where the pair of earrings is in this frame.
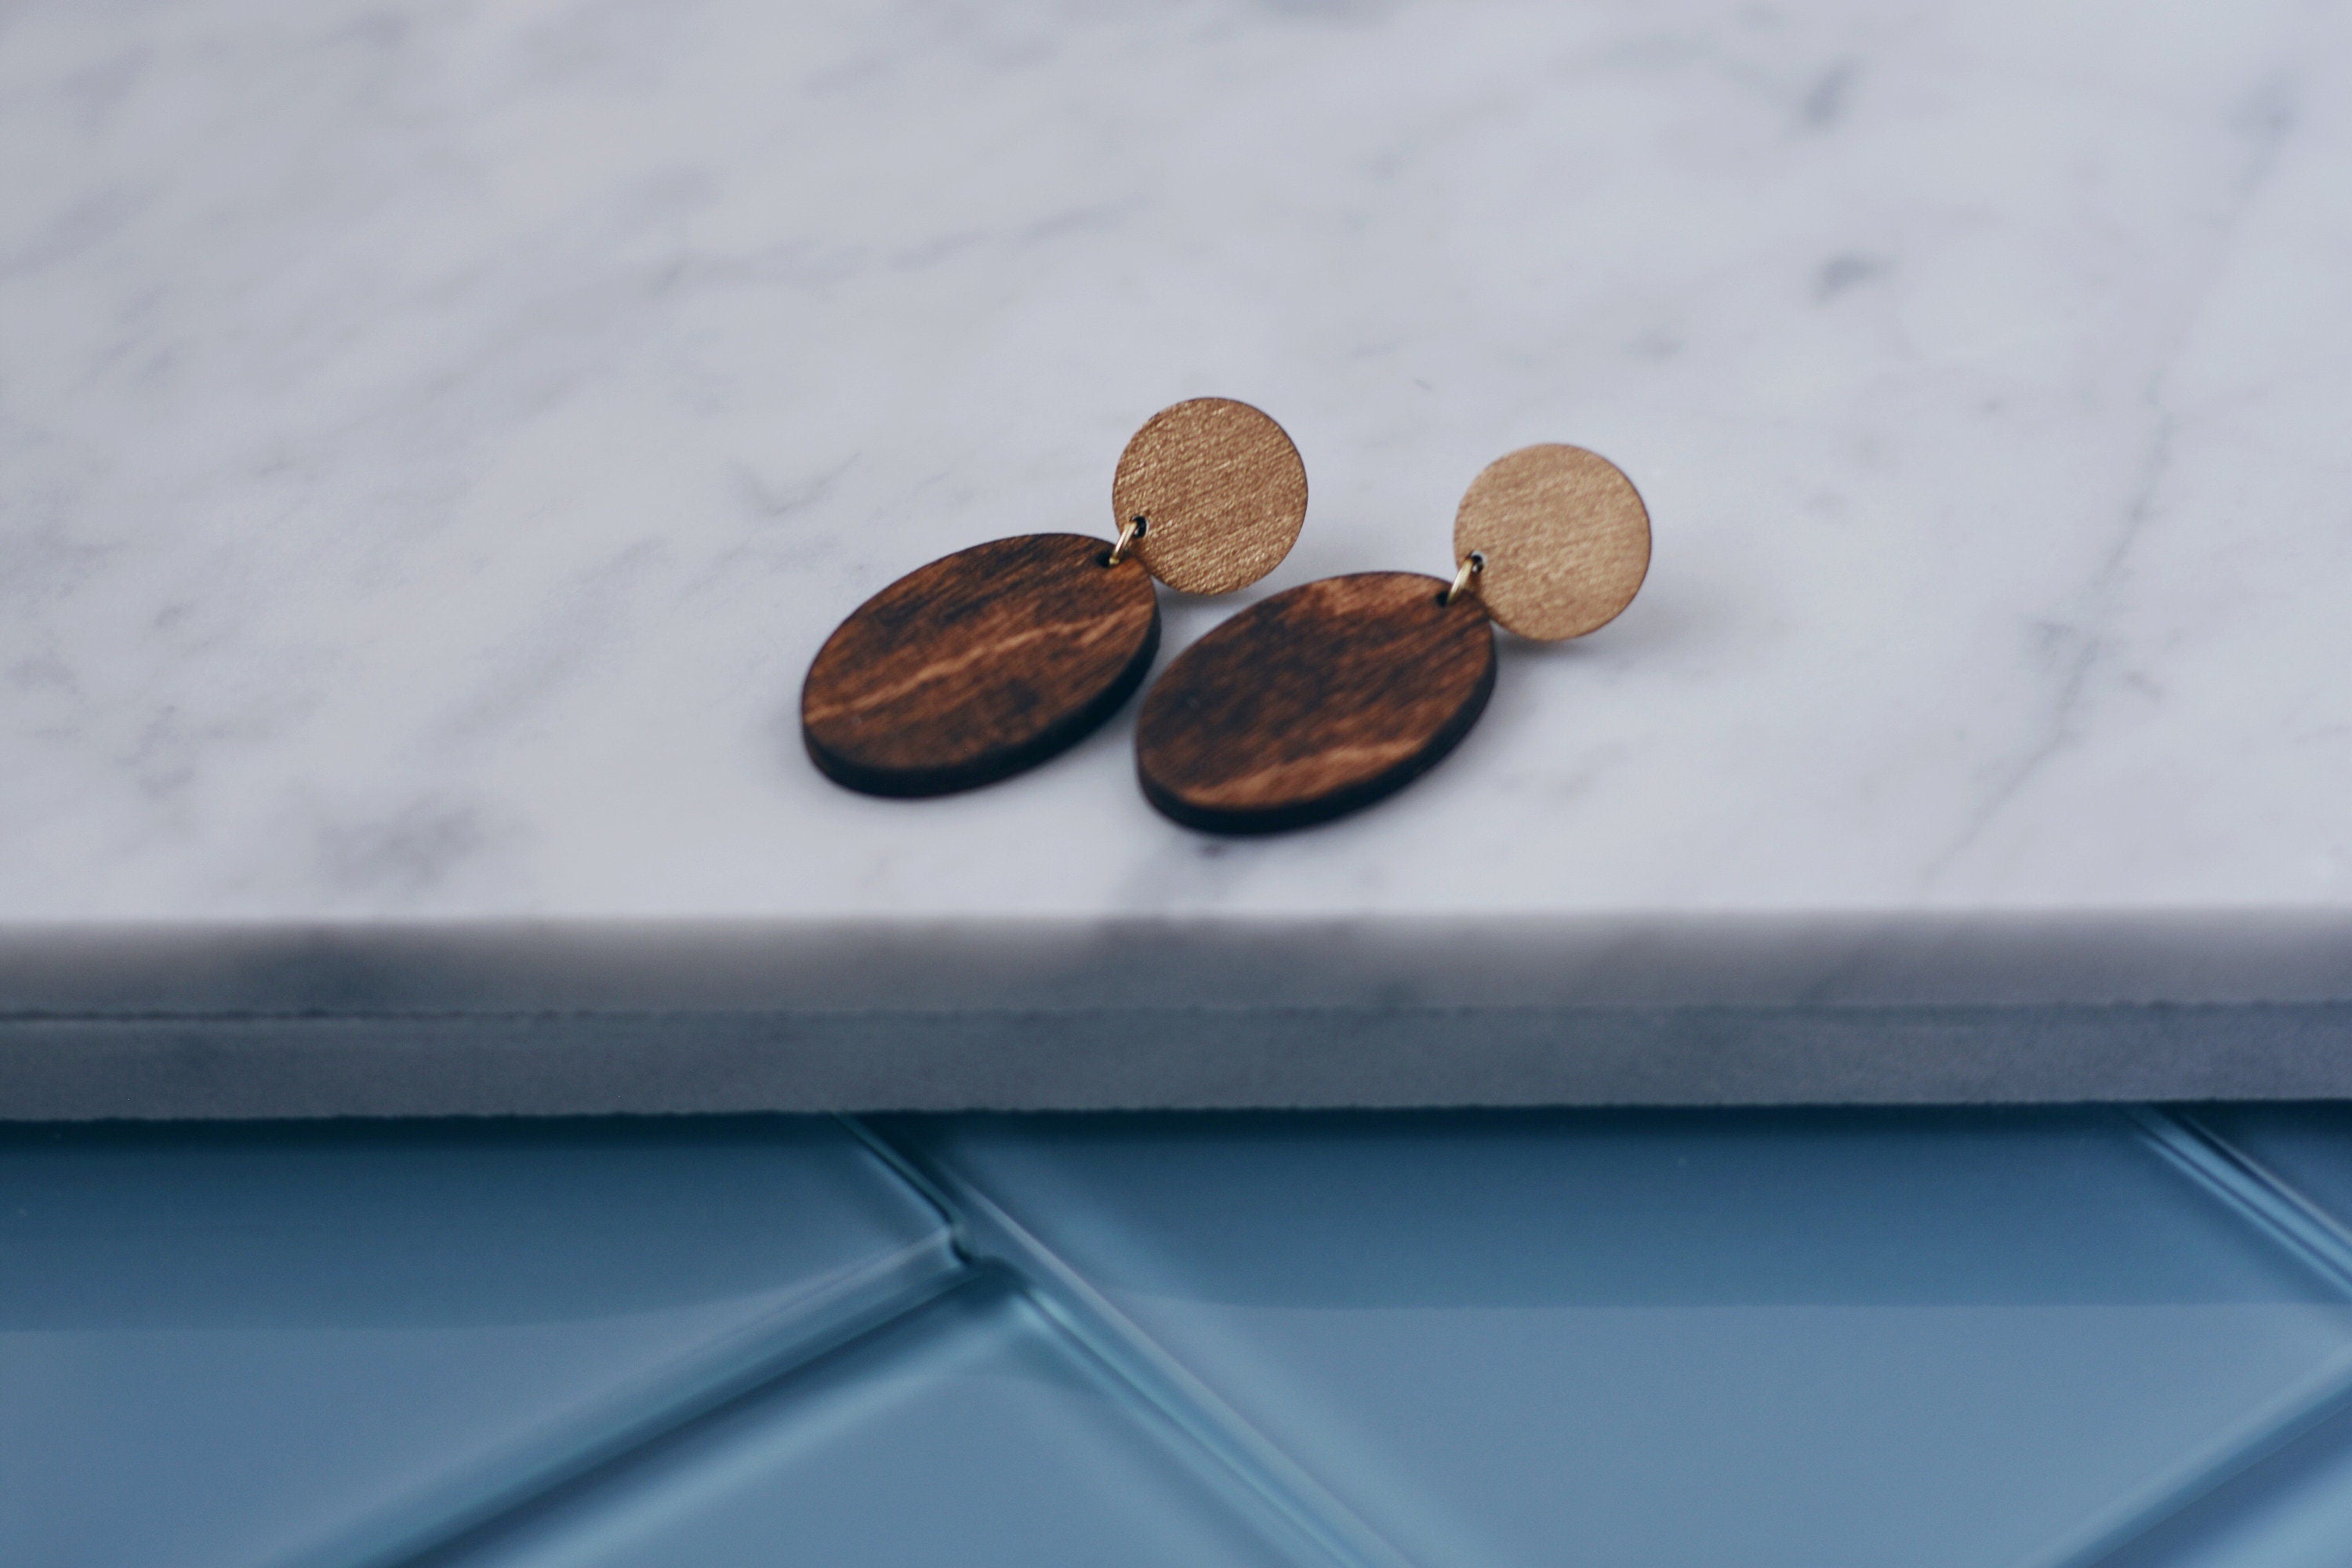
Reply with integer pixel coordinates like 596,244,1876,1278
800,398,1649,833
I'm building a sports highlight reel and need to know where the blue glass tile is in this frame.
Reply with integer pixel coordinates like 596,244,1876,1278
428,1271,1313,1568
895,1109,2352,1568
2092,1105,2352,1566
0,1118,955,1568
2100,1391,2352,1568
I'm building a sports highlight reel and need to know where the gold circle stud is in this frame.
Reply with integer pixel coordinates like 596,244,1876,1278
1112,397,1307,596
1452,444,1649,640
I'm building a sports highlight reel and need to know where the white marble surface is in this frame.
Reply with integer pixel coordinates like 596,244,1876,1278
3,0,2350,1014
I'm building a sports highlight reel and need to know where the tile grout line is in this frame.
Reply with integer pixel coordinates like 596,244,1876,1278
354,1133,976,1568
2142,1109,2352,1295
2038,1105,2352,1568
371,1252,970,1568
843,1116,1422,1568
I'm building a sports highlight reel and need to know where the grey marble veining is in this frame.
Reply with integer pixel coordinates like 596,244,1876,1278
2,0,2348,1102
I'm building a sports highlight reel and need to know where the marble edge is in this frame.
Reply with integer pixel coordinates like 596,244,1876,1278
1,910,2347,1014
6,1004,2352,1120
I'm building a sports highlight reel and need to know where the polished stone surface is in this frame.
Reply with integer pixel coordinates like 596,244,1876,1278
2,0,2347,1019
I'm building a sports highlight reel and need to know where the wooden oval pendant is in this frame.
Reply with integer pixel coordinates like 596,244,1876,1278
803,534,1160,797
1136,572,1496,833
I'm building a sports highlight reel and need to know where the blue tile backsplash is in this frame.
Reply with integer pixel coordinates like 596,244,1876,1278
13,1107,2352,1567
898,1110,2352,1568
0,1119,953,1568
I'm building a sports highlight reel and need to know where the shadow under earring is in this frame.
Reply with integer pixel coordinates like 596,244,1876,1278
1135,443,1650,833
802,397,1308,797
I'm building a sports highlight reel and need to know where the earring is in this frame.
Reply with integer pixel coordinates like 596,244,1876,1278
802,398,1308,797
1134,443,1649,833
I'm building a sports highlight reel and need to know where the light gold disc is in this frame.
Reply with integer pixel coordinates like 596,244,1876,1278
1112,397,1308,596
1452,443,1650,640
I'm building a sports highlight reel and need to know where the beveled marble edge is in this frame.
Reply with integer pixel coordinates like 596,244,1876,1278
2,910,2347,1015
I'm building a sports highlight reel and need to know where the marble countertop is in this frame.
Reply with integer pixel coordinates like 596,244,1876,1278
3,0,2348,1109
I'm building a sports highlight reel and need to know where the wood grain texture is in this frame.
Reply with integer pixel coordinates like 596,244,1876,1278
1454,444,1649,640
1113,397,1308,595
803,533,1159,797
1136,572,1496,833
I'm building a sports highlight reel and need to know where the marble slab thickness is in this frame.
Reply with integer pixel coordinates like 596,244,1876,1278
2,0,2349,1116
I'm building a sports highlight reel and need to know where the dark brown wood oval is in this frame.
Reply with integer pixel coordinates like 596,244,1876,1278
1136,572,1496,833
803,533,1160,797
